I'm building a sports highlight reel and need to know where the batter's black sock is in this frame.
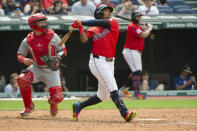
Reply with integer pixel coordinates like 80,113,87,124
80,95,101,109
110,90,128,117
132,71,142,97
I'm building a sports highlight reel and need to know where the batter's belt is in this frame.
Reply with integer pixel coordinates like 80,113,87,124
93,54,113,62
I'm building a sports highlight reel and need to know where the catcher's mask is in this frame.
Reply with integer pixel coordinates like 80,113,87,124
28,13,48,33
131,10,143,24
94,4,113,19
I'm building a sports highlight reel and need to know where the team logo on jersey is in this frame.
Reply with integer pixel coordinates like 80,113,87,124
136,28,142,34
36,43,42,47
93,29,110,40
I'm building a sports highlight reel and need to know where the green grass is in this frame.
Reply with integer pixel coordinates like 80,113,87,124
0,99,197,111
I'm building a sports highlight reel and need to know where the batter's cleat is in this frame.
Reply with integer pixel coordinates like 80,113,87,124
20,103,35,116
50,104,58,116
72,102,82,121
119,87,131,98
124,111,136,122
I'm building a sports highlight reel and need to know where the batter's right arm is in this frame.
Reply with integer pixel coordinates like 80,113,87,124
72,20,88,44
140,24,153,38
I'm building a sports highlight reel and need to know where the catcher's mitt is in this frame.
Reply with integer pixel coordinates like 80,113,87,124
40,56,60,71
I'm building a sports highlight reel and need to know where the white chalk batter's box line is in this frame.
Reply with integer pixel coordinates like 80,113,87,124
136,119,197,125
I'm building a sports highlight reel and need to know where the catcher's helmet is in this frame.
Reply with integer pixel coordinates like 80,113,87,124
94,4,113,19
131,10,142,23
28,13,48,32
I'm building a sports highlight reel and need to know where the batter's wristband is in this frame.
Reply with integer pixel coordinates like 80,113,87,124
17,54,25,63
79,27,84,34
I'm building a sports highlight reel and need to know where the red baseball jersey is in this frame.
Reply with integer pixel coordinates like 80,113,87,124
86,18,119,58
124,22,144,52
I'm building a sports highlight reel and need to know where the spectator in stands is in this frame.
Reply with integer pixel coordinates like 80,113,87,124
11,7,24,16
96,0,115,8
24,0,46,15
116,0,133,15
4,73,20,94
49,0,68,15
140,70,165,91
174,65,197,90
137,0,159,15
90,0,101,5
0,3,5,15
0,70,6,92
41,0,69,13
2,0,17,15
153,0,167,6
71,0,96,15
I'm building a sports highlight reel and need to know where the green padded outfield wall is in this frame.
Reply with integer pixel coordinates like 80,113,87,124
0,15,197,91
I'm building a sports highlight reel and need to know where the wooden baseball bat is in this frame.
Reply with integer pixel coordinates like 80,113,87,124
58,27,75,47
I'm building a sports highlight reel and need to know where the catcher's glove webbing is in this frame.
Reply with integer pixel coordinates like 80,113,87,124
40,56,60,71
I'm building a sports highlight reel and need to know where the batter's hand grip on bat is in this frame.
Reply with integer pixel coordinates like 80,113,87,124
58,27,75,47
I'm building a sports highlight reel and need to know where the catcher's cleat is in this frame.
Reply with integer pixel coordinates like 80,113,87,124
124,111,136,122
72,102,81,121
119,87,131,98
50,104,58,116
20,103,34,116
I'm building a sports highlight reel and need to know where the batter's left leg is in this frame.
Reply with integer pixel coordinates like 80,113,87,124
72,95,101,121
48,86,64,116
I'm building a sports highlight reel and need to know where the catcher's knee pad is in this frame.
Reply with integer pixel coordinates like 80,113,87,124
48,86,64,104
17,69,33,88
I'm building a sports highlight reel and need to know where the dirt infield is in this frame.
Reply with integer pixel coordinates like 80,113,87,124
0,109,196,131
0,96,197,131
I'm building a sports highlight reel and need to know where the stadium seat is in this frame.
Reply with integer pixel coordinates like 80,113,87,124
167,0,186,7
157,6,174,14
131,0,140,5
110,0,120,6
174,8,194,13
173,5,192,9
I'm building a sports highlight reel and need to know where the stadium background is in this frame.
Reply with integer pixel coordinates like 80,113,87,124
0,14,197,91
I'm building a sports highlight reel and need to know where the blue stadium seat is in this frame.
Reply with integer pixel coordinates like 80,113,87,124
173,5,192,9
157,6,174,14
110,0,120,6
167,0,186,7
174,8,194,14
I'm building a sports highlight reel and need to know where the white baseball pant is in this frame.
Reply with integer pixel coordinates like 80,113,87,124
122,48,142,72
89,54,118,101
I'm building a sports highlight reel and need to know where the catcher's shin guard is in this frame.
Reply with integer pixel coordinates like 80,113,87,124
17,70,34,116
48,86,64,116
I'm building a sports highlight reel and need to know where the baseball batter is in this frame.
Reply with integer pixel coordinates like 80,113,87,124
71,4,136,122
119,11,153,99
17,13,67,116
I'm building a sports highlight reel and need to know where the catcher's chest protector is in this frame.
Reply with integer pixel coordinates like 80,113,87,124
27,29,54,65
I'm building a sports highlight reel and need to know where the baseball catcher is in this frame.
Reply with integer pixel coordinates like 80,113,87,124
17,13,67,117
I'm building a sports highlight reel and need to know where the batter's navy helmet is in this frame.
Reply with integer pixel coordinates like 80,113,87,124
28,13,48,32
94,4,113,19
131,10,143,23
